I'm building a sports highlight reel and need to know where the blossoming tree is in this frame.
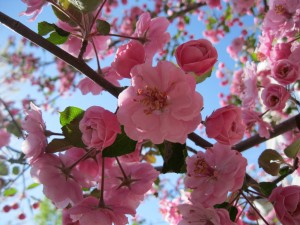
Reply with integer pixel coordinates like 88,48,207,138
0,0,300,224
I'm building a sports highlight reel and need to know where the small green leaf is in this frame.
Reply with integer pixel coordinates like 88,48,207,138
284,138,300,159
38,21,55,36
102,127,137,157
12,166,19,175
96,19,111,35
259,182,277,197
62,120,86,148
47,32,69,45
46,138,73,153
0,161,9,176
279,166,290,176
157,141,187,173
60,106,85,127
258,149,285,176
26,183,40,190
69,0,102,13
193,70,212,84
4,187,17,196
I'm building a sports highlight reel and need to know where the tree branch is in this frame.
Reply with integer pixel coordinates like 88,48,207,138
234,113,300,152
0,11,123,98
167,2,206,21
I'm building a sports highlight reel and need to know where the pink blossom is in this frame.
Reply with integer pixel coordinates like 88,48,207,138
22,102,45,134
117,61,203,144
104,161,159,212
227,37,244,60
0,129,10,148
30,154,83,208
271,59,299,85
178,203,237,225
270,42,292,62
58,21,110,60
21,0,47,21
67,196,134,225
205,105,245,145
112,41,146,78
134,12,170,60
79,106,121,150
160,198,182,225
206,0,221,8
269,185,300,225
77,67,121,95
232,0,255,15
261,83,290,111
185,143,247,207
175,39,218,77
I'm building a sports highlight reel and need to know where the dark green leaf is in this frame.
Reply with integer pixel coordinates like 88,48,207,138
51,5,79,26
12,166,19,175
60,106,85,127
4,187,17,196
157,141,187,173
96,19,111,35
62,119,86,148
284,138,300,159
259,182,277,197
102,126,137,157
0,161,9,176
279,166,290,176
214,202,238,222
26,183,40,190
47,32,69,45
46,138,73,153
69,0,102,13
90,188,101,198
6,121,22,138
258,149,284,176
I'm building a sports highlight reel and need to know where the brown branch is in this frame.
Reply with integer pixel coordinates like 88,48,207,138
0,11,123,98
167,2,206,21
188,132,213,149
234,113,300,152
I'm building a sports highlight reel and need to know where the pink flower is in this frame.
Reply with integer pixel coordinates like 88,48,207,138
272,59,299,85
58,21,110,59
134,12,170,60
67,196,134,225
112,41,146,78
240,63,258,109
261,83,290,111
206,0,221,8
270,42,292,62
22,102,45,134
77,67,121,95
117,61,203,144
21,0,47,21
175,39,218,77
178,203,237,225
79,106,121,150
185,143,247,207
232,0,255,15
0,129,10,148
205,105,245,145
227,37,244,60
269,185,300,225
30,154,83,208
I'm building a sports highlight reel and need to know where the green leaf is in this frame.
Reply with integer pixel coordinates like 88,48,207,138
258,149,284,176
60,106,85,127
259,182,277,197
46,138,73,153
157,141,187,173
96,19,111,35
47,32,69,45
38,21,55,36
69,0,102,13
284,138,300,158
214,202,238,222
6,121,22,138
4,187,17,196
51,5,79,26
193,70,212,84
26,183,40,190
62,120,86,148
0,161,9,176
102,126,137,157
12,166,19,175
279,166,290,176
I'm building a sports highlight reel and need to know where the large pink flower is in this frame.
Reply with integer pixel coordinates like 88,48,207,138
79,106,121,150
21,0,47,21
271,59,299,85
175,39,218,77
205,105,245,145
269,185,300,225
133,12,170,61
117,61,203,144
185,143,247,207
261,83,290,111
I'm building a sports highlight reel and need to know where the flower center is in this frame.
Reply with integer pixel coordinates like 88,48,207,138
274,4,286,14
136,86,168,114
194,157,215,177
270,95,279,106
